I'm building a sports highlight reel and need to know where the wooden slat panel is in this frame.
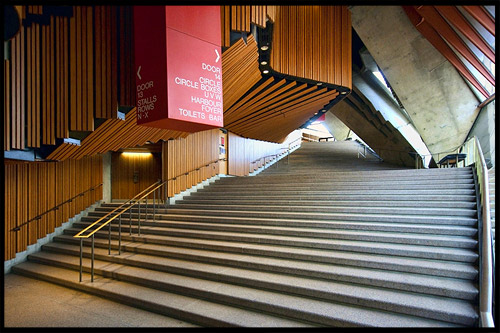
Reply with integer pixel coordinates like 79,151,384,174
270,6,351,88
86,6,94,131
4,59,10,150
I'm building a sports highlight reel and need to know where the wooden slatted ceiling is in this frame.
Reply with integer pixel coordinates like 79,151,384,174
4,6,135,152
46,108,189,161
4,155,102,261
222,34,261,111
270,6,352,89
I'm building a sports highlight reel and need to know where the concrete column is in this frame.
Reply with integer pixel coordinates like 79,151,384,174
102,152,112,203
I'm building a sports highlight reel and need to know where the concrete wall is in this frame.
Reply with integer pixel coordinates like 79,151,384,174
323,112,352,141
350,6,480,158
102,151,112,203
468,101,495,168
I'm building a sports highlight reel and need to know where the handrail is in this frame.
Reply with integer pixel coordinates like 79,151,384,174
462,136,494,327
74,180,161,238
11,183,103,232
75,157,225,282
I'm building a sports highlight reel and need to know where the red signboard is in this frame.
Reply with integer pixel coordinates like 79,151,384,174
134,6,223,132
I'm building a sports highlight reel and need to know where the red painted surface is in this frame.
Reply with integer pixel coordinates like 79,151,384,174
316,114,325,122
134,6,223,132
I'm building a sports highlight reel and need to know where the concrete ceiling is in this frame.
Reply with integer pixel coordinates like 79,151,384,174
349,6,483,159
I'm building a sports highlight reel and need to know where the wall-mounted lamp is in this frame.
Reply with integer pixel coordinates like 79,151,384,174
122,151,152,157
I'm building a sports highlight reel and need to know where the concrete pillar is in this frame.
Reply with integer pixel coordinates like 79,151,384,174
102,152,112,203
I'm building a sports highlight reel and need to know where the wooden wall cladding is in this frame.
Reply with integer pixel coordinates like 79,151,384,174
220,5,276,48
4,5,136,152
46,108,189,161
111,152,161,199
227,130,301,176
4,155,102,261
163,129,220,198
270,6,352,89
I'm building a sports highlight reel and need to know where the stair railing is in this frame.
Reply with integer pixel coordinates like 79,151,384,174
11,183,103,232
354,139,383,161
461,136,494,327
74,158,225,283
73,180,163,282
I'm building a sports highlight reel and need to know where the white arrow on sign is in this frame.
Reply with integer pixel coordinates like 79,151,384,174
137,65,142,80
215,49,220,63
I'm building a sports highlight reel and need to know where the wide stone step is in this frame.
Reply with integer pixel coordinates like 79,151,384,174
181,193,477,202
88,209,478,227
207,181,475,190
65,226,478,263
55,233,478,279
104,200,477,209
22,251,476,326
74,219,477,248
45,237,477,299
189,188,476,196
82,215,477,237
11,261,310,327
103,204,476,218
214,177,475,185
229,168,473,180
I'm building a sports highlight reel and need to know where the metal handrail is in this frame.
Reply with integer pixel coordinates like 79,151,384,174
461,136,494,327
75,158,225,282
11,183,103,232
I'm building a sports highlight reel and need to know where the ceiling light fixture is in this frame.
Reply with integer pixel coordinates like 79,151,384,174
260,61,268,65
263,70,269,74
260,45,269,51
341,91,347,94
316,82,323,85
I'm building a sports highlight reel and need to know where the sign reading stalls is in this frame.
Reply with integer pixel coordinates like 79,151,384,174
133,6,223,132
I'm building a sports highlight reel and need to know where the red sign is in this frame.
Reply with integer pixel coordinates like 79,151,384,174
134,6,223,132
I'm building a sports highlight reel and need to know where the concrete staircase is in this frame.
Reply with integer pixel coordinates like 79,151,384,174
11,141,481,327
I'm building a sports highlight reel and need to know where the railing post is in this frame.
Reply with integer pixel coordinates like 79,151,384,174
79,238,83,282
118,215,122,255
108,217,111,255
91,234,95,283
129,202,132,236
138,199,141,236
145,197,148,222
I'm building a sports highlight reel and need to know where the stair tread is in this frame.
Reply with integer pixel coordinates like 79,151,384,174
54,234,478,278
69,223,479,251
23,252,475,326
82,216,478,236
12,261,311,327
63,227,479,263
41,241,479,299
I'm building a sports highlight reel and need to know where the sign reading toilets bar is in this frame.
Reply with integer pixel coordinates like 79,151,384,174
134,6,223,132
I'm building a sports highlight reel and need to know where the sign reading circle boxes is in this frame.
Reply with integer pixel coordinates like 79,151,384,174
134,6,223,132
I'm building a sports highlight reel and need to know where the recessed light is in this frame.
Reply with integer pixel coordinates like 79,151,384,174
261,61,268,65
316,82,322,85
261,45,269,51
263,70,269,74
322,109,326,112
341,91,347,94
314,112,318,115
